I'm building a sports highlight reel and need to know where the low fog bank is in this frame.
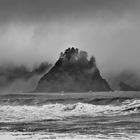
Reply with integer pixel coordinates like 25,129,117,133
106,70,140,90
0,60,140,93
0,62,52,93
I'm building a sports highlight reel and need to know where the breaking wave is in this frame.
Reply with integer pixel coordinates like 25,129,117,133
0,99,140,123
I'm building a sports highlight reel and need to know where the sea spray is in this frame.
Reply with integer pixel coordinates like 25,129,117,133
0,99,140,123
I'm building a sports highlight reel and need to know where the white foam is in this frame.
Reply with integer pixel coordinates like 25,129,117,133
0,132,140,140
0,99,140,122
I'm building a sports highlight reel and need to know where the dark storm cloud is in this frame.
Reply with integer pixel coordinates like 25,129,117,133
0,0,138,24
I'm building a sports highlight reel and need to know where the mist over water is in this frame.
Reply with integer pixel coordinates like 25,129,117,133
0,57,140,93
106,70,140,90
0,62,52,92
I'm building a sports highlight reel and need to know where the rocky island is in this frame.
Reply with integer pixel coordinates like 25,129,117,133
35,48,112,92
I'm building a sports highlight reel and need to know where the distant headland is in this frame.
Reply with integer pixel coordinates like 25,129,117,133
35,47,112,92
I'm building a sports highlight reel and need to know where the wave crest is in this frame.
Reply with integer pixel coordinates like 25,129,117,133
0,99,140,122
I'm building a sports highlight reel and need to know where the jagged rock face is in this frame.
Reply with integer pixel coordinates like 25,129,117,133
35,48,112,92
119,82,139,91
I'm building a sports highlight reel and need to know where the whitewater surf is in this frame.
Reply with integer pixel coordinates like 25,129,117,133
0,91,140,140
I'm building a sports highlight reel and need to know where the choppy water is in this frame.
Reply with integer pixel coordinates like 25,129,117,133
0,92,140,140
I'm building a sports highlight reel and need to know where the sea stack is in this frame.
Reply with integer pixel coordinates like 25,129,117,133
35,48,112,92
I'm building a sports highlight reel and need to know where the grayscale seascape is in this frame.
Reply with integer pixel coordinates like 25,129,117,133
0,0,140,140
0,92,140,140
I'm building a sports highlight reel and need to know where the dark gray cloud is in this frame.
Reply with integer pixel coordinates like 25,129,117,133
0,0,138,24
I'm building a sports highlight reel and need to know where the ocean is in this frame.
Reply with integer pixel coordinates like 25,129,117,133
0,91,140,140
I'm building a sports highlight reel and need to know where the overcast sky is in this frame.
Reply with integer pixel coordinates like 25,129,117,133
0,0,140,75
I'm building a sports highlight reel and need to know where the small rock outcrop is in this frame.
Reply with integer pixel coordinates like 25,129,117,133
119,81,139,91
35,48,112,92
